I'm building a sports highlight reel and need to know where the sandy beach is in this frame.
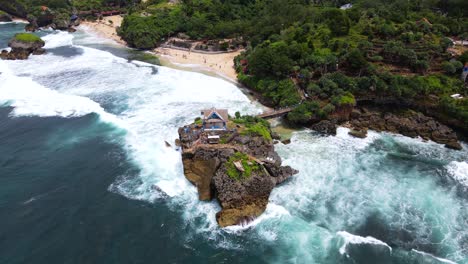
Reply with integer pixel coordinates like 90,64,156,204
80,15,241,82
80,15,126,45
155,48,242,81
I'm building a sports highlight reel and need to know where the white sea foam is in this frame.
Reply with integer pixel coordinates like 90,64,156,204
337,231,392,255
0,21,26,25
0,60,121,126
335,127,381,150
446,161,468,187
42,31,74,49
412,249,458,264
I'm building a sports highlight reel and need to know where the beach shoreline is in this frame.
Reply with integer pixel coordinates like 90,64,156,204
79,16,242,84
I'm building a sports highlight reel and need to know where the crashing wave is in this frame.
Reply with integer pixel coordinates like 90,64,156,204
412,249,458,264
337,231,392,255
446,161,468,187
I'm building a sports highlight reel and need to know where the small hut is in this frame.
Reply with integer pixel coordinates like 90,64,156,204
201,108,228,131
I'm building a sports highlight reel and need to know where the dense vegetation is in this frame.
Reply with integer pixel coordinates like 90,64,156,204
115,0,468,131
3,0,467,131
0,0,136,26
13,33,43,43
233,113,273,141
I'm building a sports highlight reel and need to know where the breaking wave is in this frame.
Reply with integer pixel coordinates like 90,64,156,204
337,231,392,255
447,161,468,188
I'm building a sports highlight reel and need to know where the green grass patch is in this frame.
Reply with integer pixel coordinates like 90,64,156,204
194,117,202,125
14,33,43,43
233,115,272,141
241,123,272,141
226,152,260,181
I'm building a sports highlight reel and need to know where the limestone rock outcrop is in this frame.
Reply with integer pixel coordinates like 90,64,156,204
178,125,298,227
1,33,45,60
350,108,462,150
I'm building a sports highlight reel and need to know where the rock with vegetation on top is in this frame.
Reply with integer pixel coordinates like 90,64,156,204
1,33,45,60
178,117,298,227
0,10,12,22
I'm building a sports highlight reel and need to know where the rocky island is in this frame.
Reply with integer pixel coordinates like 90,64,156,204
178,108,297,227
0,33,45,60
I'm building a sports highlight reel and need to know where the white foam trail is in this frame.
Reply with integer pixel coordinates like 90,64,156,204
412,249,458,264
0,21,26,25
0,60,122,126
446,161,468,187
337,231,392,255
42,31,74,49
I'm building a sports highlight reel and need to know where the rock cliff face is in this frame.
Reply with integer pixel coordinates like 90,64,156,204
349,108,462,150
1,34,45,60
178,125,298,227
0,12,12,22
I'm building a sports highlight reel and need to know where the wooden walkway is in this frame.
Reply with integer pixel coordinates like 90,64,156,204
257,107,294,119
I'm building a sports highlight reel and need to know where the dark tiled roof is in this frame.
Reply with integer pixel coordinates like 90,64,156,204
201,108,228,121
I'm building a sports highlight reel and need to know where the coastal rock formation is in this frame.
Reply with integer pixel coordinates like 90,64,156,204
0,12,12,22
0,33,45,60
349,108,462,150
310,120,338,135
178,124,298,227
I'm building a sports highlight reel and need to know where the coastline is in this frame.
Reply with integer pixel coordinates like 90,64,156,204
79,16,241,84
73,19,464,148
12,17,28,23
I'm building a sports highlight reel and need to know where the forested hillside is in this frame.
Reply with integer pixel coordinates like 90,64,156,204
117,0,468,131
2,0,466,132
0,0,136,28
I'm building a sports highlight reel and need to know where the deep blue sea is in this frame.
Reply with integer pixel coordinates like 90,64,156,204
1,22,467,264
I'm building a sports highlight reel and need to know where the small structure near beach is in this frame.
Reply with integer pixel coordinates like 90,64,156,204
201,108,228,131
178,110,298,227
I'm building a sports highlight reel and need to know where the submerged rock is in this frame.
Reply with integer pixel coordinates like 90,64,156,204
178,122,298,227
311,119,337,135
0,33,45,60
348,128,368,138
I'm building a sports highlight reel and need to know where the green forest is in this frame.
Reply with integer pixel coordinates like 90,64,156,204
117,0,468,130
2,0,467,130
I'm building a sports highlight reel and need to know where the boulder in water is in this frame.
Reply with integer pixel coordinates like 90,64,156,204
1,33,45,60
348,128,368,138
311,119,337,135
